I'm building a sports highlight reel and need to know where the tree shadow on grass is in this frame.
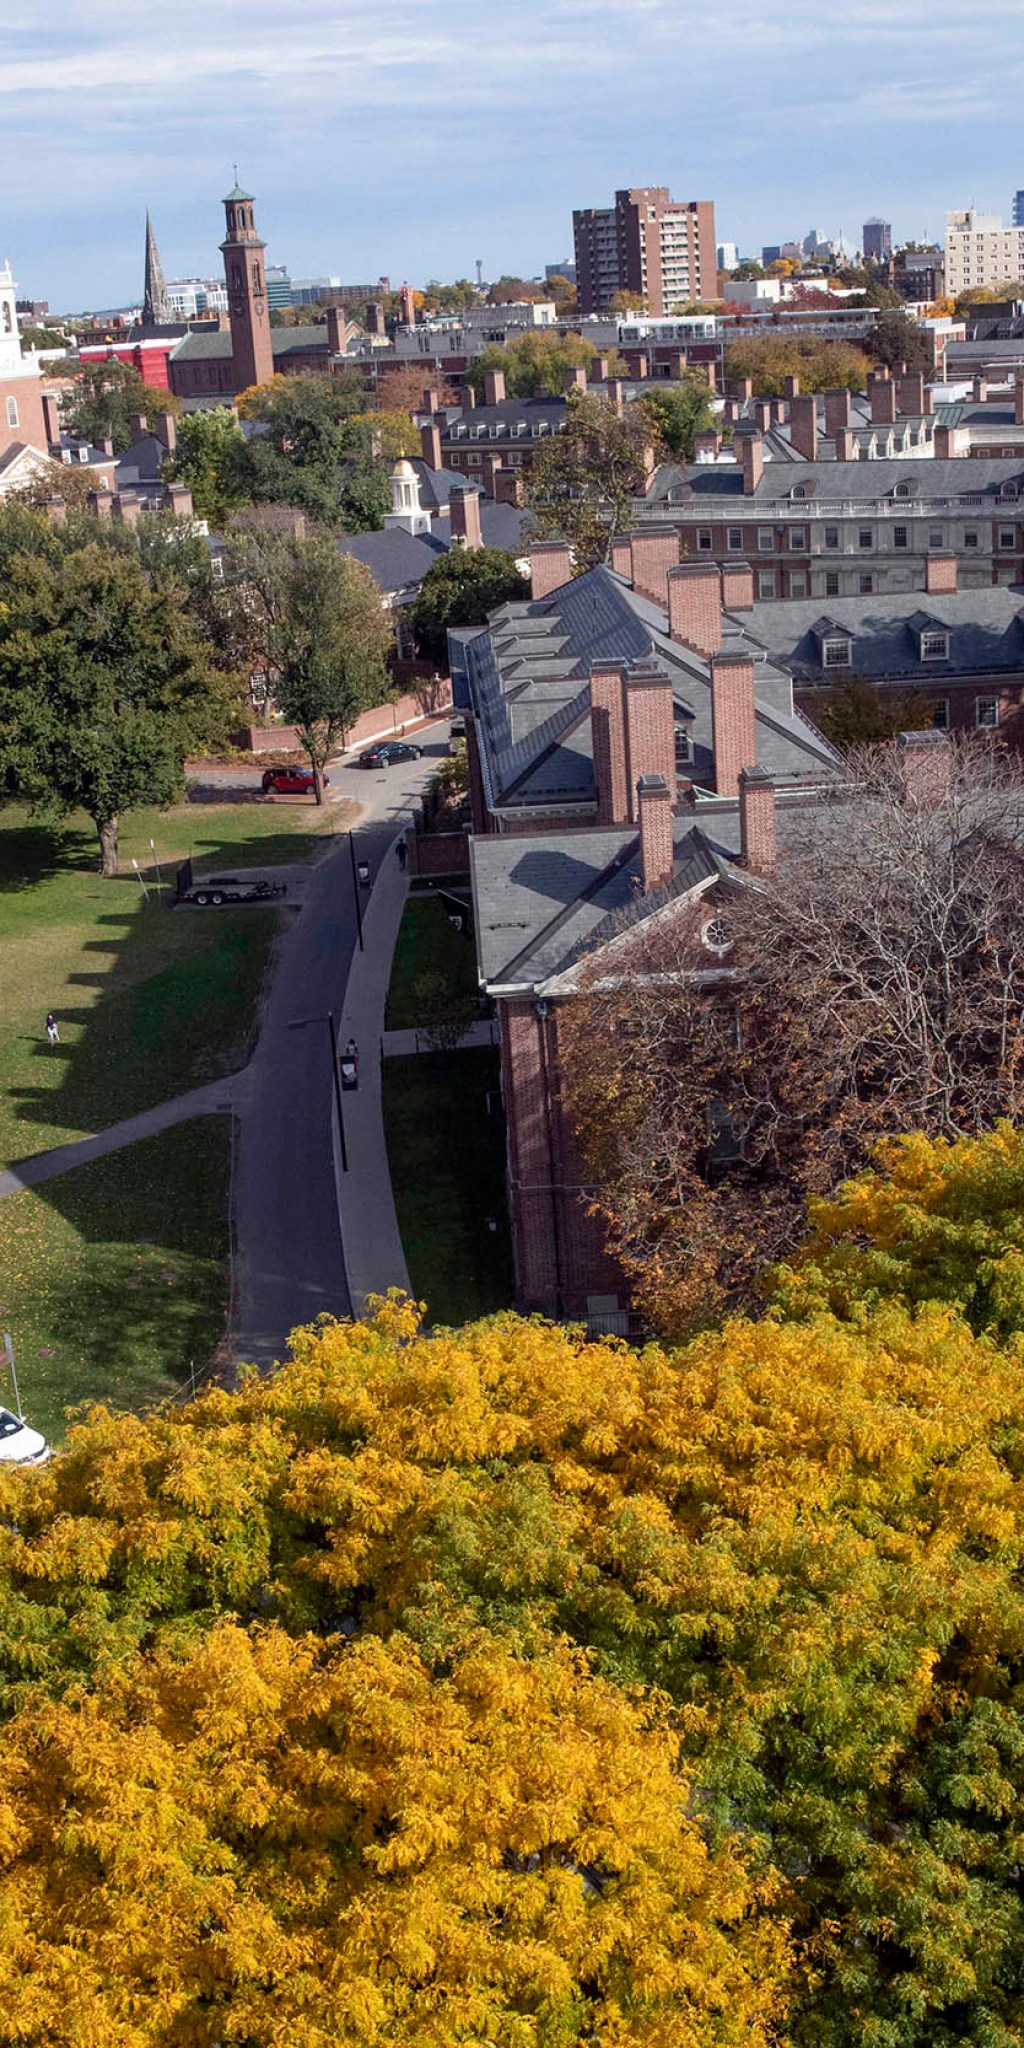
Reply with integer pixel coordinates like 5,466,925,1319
0,822,98,893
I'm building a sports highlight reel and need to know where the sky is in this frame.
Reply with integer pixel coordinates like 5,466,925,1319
5,0,1024,310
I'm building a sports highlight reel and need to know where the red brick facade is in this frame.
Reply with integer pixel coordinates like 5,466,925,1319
711,652,757,797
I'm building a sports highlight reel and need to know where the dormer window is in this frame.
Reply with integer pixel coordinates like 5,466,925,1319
822,634,852,669
1001,482,1019,501
920,629,950,661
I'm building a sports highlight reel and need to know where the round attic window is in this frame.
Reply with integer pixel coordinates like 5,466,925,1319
701,915,731,956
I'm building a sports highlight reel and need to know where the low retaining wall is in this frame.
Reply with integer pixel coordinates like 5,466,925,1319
407,829,470,877
241,680,453,757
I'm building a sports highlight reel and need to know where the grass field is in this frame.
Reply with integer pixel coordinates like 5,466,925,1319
0,797,346,1166
382,1048,513,1325
0,1118,231,1443
385,893,479,1030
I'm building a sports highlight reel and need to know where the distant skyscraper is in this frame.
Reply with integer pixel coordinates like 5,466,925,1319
142,211,170,327
1014,191,1024,228
863,217,892,262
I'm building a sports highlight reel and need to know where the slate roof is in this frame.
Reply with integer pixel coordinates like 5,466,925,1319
114,434,167,487
170,328,331,364
442,397,566,435
336,526,447,594
646,455,1024,505
740,587,1024,682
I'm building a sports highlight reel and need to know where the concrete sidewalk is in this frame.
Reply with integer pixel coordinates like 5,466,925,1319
0,1074,243,1200
381,1019,496,1058
337,841,414,1314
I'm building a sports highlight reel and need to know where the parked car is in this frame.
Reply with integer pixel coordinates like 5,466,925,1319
358,742,423,769
0,1408,50,1466
262,765,328,795
183,875,287,907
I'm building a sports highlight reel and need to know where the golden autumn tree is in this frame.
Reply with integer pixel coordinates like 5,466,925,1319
0,1625,785,2047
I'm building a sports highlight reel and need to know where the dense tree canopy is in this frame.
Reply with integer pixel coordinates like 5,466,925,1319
62,361,181,453
411,546,529,661
231,372,392,529
468,332,597,400
867,309,934,375
723,334,869,395
642,374,716,459
524,390,663,568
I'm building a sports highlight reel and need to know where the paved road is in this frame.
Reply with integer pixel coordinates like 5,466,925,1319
231,738,448,1369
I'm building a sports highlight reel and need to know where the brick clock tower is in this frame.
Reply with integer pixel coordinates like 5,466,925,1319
220,181,274,394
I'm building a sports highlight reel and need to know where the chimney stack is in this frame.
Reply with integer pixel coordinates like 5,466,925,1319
86,487,113,521
898,728,953,805
420,420,442,468
789,393,818,461
483,368,506,405
739,765,777,875
610,536,633,576
824,388,852,439
629,527,680,605
783,374,801,399
637,774,675,893
113,494,141,528
325,306,345,353
589,353,611,381
834,427,855,461
624,657,676,820
720,561,755,611
607,378,626,417
868,371,897,425
565,363,588,392
449,485,483,551
932,423,954,458
692,428,720,462
529,539,573,598
41,392,62,447
667,562,723,657
422,384,441,414
738,431,764,495
925,552,957,594
460,382,476,409
972,374,989,403
153,412,176,455
1015,378,1024,428
127,412,149,443
590,661,629,825
896,369,925,416
166,483,193,520
710,651,757,797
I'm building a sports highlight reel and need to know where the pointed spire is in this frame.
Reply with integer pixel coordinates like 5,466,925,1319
142,210,170,328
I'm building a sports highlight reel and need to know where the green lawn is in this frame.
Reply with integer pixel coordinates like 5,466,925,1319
385,894,479,1029
0,797,347,1166
0,1118,231,1444
383,1048,514,1325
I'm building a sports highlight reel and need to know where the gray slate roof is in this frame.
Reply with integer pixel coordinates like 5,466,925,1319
647,455,1024,505
336,527,447,594
740,587,1024,682
170,328,331,363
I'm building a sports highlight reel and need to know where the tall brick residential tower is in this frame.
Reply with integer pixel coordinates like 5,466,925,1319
220,180,273,393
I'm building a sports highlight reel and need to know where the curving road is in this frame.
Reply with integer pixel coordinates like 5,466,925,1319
230,734,448,1369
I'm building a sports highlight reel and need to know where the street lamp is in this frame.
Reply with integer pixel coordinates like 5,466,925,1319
348,831,365,952
287,1008,349,1172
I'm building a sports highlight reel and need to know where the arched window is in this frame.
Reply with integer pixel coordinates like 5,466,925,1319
6,398,18,428
252,262,261,292
2,304,11,334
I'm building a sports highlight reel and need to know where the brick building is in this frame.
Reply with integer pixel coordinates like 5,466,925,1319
573,187,717,316
0,260,48,468
460,542,840,1323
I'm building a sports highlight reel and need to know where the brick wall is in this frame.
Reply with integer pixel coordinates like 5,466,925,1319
240,681,453,755
407,830,470,876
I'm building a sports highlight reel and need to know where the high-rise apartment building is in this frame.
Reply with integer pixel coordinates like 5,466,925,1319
863,217,892,262
945,209,1024,294
573,187,716,316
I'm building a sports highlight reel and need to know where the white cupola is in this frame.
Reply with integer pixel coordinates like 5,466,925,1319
384,457,430,535
0,263,34,383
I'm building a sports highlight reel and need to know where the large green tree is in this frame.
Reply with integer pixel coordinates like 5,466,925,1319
724,334,868,396
524,388,663,568
226,523,391,799
867,308,934,374
468,332,596,400
0,536,235,871
642,373,716,459
411,546,529,661
62,361,180,453
166,406,248,525
233,371,376,525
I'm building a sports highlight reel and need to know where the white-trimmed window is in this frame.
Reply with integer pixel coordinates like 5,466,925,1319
789,571,808,598
757,570,776,599
1000,527,1016,549
701,914,731,955
823,634,852,667
920,630,950,660
697,528,713,552
5,397,17,429
825,570,840,596
893,525,908,549
932,698,949,729
790,527,806,550
964,529,979,549
858,526,872,549
757,527,774,551
976,696,999,728
824,525,839,550
727,526,743,551
928,527,943,549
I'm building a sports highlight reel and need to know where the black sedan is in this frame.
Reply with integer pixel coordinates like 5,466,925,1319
357,742,423,769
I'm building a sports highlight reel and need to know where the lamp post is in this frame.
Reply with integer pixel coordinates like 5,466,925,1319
288,1009,349,1172
348,831,365,952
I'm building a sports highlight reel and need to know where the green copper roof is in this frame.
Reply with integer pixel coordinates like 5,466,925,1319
223,184,254,204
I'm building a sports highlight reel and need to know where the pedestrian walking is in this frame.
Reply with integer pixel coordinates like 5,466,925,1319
396,838,408,872
45,1013,59,1047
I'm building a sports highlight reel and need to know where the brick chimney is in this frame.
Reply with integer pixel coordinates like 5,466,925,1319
449,485,483,550
127,411,149,443
704,361,717,392
770,397,786,424
166,483,193,520
420,420,442,468
973,374,988,403
637,774,674,892
692,429,720,462
710,651,757,797
529,540,573,598
824,388,851,438
624,657,676,819
868,371,897,425
783,374,801,399
565,363,588,392
1015,378,1024,427
113,495,141,528
834,427,855,461
483,368,506,405
494,469,523,506
668,352,688,379
739,431,764,495
720,561,755,610
629,526,680,604
325,306,345,353
45,496,66,526
896,370,925,415
422,384,441,414
789,393,818,461
897,728,953,805
460,383,477,410
610,535,632,576
98,437,115,458
932,424,954,458
732,376,753,402
667,562,722,656
366,301,386,337
739,764,776,875
607,378,626,417
589,353,611,381
925,552,957,594
87,487,113,522
590,661,629,825
153,412,176,455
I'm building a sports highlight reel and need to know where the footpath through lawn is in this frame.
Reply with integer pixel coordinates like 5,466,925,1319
0,792,352,1438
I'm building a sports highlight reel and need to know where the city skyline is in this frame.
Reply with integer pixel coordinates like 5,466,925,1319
7,0,1024,307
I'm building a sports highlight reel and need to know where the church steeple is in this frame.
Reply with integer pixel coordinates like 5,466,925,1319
142,211,170,327
220,178,273,393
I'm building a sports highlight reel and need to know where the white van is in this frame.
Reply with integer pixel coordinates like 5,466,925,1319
0,1409,50,1465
